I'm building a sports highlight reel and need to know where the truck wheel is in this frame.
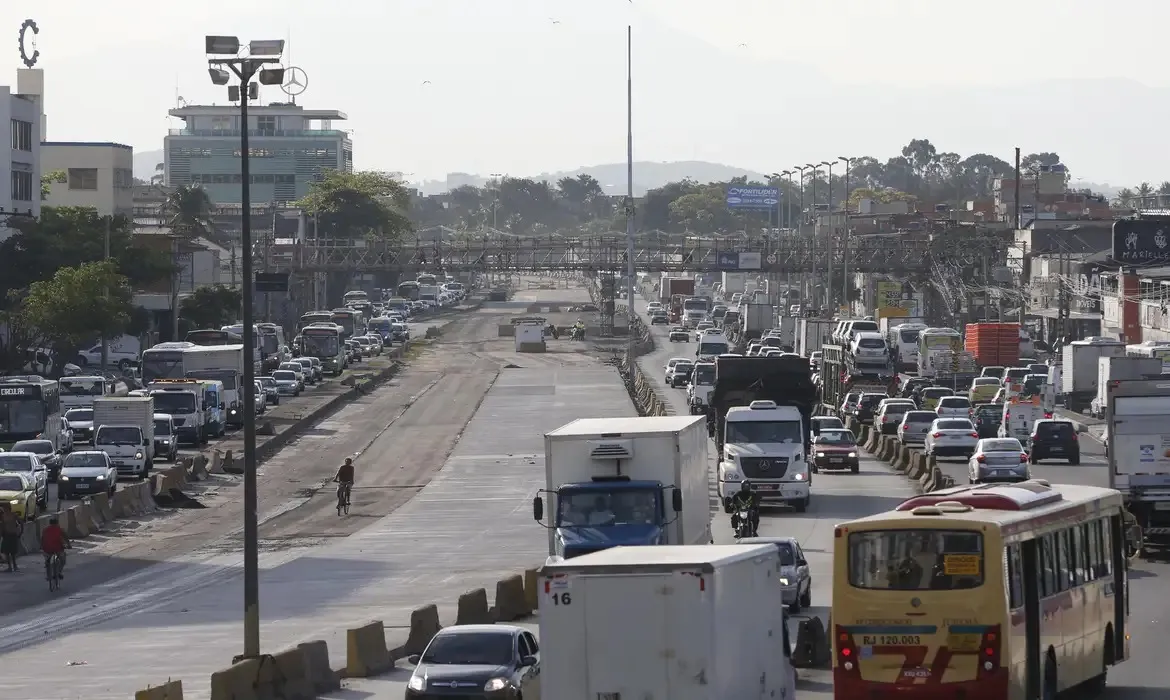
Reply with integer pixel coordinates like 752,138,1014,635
794,498,808,513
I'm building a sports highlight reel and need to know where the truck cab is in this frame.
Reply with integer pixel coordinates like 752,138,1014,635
717,400,811,512
146,379,207,445
687,361,716,415
538,477,679,559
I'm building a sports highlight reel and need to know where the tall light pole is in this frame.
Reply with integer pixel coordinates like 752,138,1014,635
781,170,794,230
205,35,286,662
793,165,808,228
820,162,834,311
806,164,821,215
838,156,852,309
625,25,636,366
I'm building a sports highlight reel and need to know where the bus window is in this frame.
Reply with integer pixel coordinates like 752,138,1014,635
1006,544,1023,609
847,529,984,591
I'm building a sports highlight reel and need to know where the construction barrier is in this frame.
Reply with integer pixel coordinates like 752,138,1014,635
492,574,531,621
919,467,937,492
345,620,392,678
271,646,315,700
456,588,492,625
400,603,442,657
134,679,184,700
857,425,871,447
845,416,861,435
894,444,911,472
864,429,879,452
17,518,38,555
298,640,340,693
65,503,91,538
209,651,313,700
791,616,829,668
906,452,927,479
523,568,540,613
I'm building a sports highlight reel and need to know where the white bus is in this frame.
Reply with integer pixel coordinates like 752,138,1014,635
300,323,346,376
342,290,369,305
59,375,128,410
1125,340,1170,374
140,342,198,384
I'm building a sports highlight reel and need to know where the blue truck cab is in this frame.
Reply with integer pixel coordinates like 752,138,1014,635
536,476,681,559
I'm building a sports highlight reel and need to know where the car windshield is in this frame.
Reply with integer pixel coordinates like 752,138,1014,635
64,453,109,468
769,541,796,566
154,419,173,434
694,365,715,384
974,378,999,386
937,419,973,431
858,338,885,349
817,431,855,445
673,363,694,374
859,394,887,408
983,439,1022,452
975,406,1001,419
848,529,984,590
66,409,93,422
421,632,514,666
939,397,970,408
11,440,53,454
882,403,913,416
813,418,844,430
151,392,196,414
899,329,921,343
281,363,301,372
924,388,953,398
0,454,34,471
1036,422,1074,437
273,371,296,381
904,411,938,424
726,420,803,444
0,475,25,491
96,426,142,444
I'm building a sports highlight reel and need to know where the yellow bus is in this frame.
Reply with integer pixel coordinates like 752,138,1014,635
832,480,1130,700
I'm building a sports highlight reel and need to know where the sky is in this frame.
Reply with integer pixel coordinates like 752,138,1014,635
11,0,1170,186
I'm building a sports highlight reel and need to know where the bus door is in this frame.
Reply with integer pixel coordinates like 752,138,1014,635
1021,539,1041,700
1111,515,1129,664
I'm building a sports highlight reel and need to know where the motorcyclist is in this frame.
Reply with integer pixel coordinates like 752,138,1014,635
334,457,356,505
729,480,761,537
572,319,586,340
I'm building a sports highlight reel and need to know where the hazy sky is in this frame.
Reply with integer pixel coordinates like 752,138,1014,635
12,0,1170,185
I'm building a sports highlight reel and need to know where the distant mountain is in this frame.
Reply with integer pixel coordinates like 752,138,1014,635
133,149,165,180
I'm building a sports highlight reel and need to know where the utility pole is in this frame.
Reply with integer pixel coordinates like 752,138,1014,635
839,157,852,306
100,215,111,374
624,25,636,367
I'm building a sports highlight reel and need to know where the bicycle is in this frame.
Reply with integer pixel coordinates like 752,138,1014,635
46,553,62,592
336,481,352,516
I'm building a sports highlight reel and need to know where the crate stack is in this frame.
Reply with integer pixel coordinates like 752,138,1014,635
964,322,1020,367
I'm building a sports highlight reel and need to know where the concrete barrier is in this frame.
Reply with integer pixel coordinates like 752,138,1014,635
84,495,105,531
91,491,114,525
400,603,442,657
894,444,911,472
845,416,861,435
881,438,896,462
932,473,956,492
919,467,936,492
346,620,392,677
791,616,829,668
523,568,539,612
864,430,879,452
907,452,927,479
134,679,184,700
210,654,302,700
492,573,531,621
64,503,90,538
271,646,315,700
18,519,38,555
190,454,209,480
857,425,871,447
110,487,135,517
298,640,340,693
455,588,492,625
209,450,224,474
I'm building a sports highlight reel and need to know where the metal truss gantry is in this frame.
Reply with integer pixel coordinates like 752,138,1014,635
266,230,1009,276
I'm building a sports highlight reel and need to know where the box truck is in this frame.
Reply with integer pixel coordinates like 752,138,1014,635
538,544,797,700
1061,337,1125,412
533,416,711,559
92,395,155,478
1090,356,1162,418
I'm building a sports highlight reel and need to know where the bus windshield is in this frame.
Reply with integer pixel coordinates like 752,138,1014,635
302,332,340,356
59,379,104,396
848,529,984,591
151,392,197,414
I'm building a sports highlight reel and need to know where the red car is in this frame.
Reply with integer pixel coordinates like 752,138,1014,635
811,428,860,473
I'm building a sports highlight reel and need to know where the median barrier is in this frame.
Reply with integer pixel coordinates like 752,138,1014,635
932,474,956,492
492,573,531,621
92,491,115,523
271,646,315,700
894,444,911,472
209,654,284,700
907,452,926,479
881,438,896,462
524,568,539,612
134,680,184,700
399,603,442,657
190,454,209,480
298,640,340,693
845,416,861,435
456,588,492,625
857,425,871,446
64,503,91,538
864,431,879,453
919,467,937,492
111,486,135,517
85,494,106,531
791,616,829,668
346,620,393,678
18,518,38,555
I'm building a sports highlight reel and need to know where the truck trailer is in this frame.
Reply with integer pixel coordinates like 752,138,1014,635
533,416,711,559
1106,378,1170,553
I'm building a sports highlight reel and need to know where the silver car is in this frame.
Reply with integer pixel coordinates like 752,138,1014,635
271,370,300,396
739,536,812,612
58,450,118,498
898,410,938,445
924,418,979,459
936,396,972,418
968,438,1030,484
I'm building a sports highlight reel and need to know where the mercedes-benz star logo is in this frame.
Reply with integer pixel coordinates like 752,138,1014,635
281,66,308,96
19,19,39,69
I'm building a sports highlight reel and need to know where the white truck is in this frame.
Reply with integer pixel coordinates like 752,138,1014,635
686,361,716,415
720,271,747,295
1060,337,1125,413
1106,378,1170,554
796,318,835,357
92,395,156,478
146,379,208,445
740,303,772,337
1090,356,1162,419
184,345,245,428
533,416,711,560
59,375,116,410
539,544,797,700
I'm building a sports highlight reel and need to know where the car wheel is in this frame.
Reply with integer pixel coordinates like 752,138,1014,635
1069,454,1080,466
794,498,808,513
800,586,812,608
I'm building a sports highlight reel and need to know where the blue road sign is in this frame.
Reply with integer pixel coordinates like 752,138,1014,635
726,186,779,210
717,252,740,269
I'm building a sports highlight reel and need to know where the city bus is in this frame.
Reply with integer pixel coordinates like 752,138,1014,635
330,308,363,339
59,375,128,410
832,481,1129,700
396,281,420,301
141,342,198,384
299,323,346,376
255,322,288,371
220,324,266,370
186,328,242,346
342,290,369,305
416,273,437,286
0,375,62,450
299,311,333,331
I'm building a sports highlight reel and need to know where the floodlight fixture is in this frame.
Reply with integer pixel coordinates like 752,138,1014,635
205,35,240,55
248,40,285,56
209,68,231,85
258,68,285,86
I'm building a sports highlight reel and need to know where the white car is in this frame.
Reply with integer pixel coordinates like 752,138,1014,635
664,357,691,384
924,418,979,459
694,322,716,341
968,438,1030,484
935,395,972,418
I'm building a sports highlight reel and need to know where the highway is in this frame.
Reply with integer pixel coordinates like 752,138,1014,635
0,283,635,700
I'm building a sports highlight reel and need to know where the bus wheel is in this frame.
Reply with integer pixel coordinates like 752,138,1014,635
1085,630,1112,693
1042,653,1058,700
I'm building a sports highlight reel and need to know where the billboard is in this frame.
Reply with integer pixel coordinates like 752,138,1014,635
875,281,919,314
716,252,762,270
726,187,779,210
1114,219,1170,265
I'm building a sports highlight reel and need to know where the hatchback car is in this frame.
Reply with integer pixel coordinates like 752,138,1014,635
11,439,64,482
924,418,979,458
694,321,715,340
58,450,118,498
278,362,307,390
270,370,301,397
0,452,48,509
306,356,324,380
664,357,691,384
1029,419,1080,464
809,415,845,440
650,310,669,325
919,386,954,411
812,428,860,473
669,326,690,342
257,376,280,405
153,414,180,462
935,396,972,418
738,536,813,611
840,392,861,416
875,400,916,435
65,407,95,445
405,624,541,700
968,438,1030,484
898,410,941,446
0,473,37,520
855,392,890,424
293,358,317,384
969,377,1001,403
971,403,1003,438
668,361,695,388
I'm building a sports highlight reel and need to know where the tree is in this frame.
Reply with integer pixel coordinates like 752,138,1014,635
20,261,133,374
40,170,66,200
163,184,217,241
296,170,413,241
179,284,242,331
1021,152,1061,172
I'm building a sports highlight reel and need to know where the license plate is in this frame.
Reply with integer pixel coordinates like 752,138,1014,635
1155,502,1170,511
113,461,125,467
830,458,843,463
757,484,778,490
1051,447,1063,452
947,634,980,652
75,483,89,490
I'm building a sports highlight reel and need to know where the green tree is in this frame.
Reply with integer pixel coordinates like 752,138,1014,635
179,284,242,331
163,184,217,241
40,170,66,200
1021,152,1062,172
296,170,413,241
20,261,133,374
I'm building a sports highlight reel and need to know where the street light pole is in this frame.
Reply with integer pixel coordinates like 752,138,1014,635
838,157,852,308
205,35,286,662
793,166,808,228
819,162,834,311
781,170,794,230
625,24,636,366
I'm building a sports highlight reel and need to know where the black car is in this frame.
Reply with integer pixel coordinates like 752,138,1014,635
972,403,1002,439
855,393,889,425
898,377,932,400
405,624,540,699
1029,419,1079,464
11,439,63,482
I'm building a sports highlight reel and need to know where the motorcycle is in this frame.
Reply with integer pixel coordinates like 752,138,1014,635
730,507,758,539
570,326,586,341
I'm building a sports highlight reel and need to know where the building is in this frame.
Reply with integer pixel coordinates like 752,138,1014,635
0,79,43,242
40,142,134,215
163,102,352,205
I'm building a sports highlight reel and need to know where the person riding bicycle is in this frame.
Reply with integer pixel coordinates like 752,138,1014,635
40,517,71,580
572,319,586,339
729,480,760,537
334,458,356,504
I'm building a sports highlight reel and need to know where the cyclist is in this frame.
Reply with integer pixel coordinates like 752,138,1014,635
40,516,71,580
334,457,356,506
729,480,760,537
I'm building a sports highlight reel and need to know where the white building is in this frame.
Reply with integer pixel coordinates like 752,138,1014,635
0,78,43,242
40,142,134,215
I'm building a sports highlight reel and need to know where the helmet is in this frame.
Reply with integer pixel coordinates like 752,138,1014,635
49,517,59,525
344,457,353,465
739,480,752,493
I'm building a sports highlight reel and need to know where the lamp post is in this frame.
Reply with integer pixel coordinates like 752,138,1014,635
806,164,820,213
819,162,834,311
205,35,286,662
838,157,852,308
793,165,809,227
780,170,794,230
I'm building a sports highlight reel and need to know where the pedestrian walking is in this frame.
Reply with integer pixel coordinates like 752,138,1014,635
0,504,24,572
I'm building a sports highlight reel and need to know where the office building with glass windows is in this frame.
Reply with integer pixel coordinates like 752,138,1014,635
163,103,352,205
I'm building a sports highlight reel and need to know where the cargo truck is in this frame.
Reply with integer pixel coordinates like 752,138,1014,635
538,544,796,700
92,395,155,478
739,303,773,341
797,318,835,357
1106,378,1170,554
145,379,208,445
818,344,891,415
532,416,711,559
183,345,246,428
1090,356,1162,418
1061,337,1125,412
721,271,747,295
709,356,816,512
659,277,695,305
